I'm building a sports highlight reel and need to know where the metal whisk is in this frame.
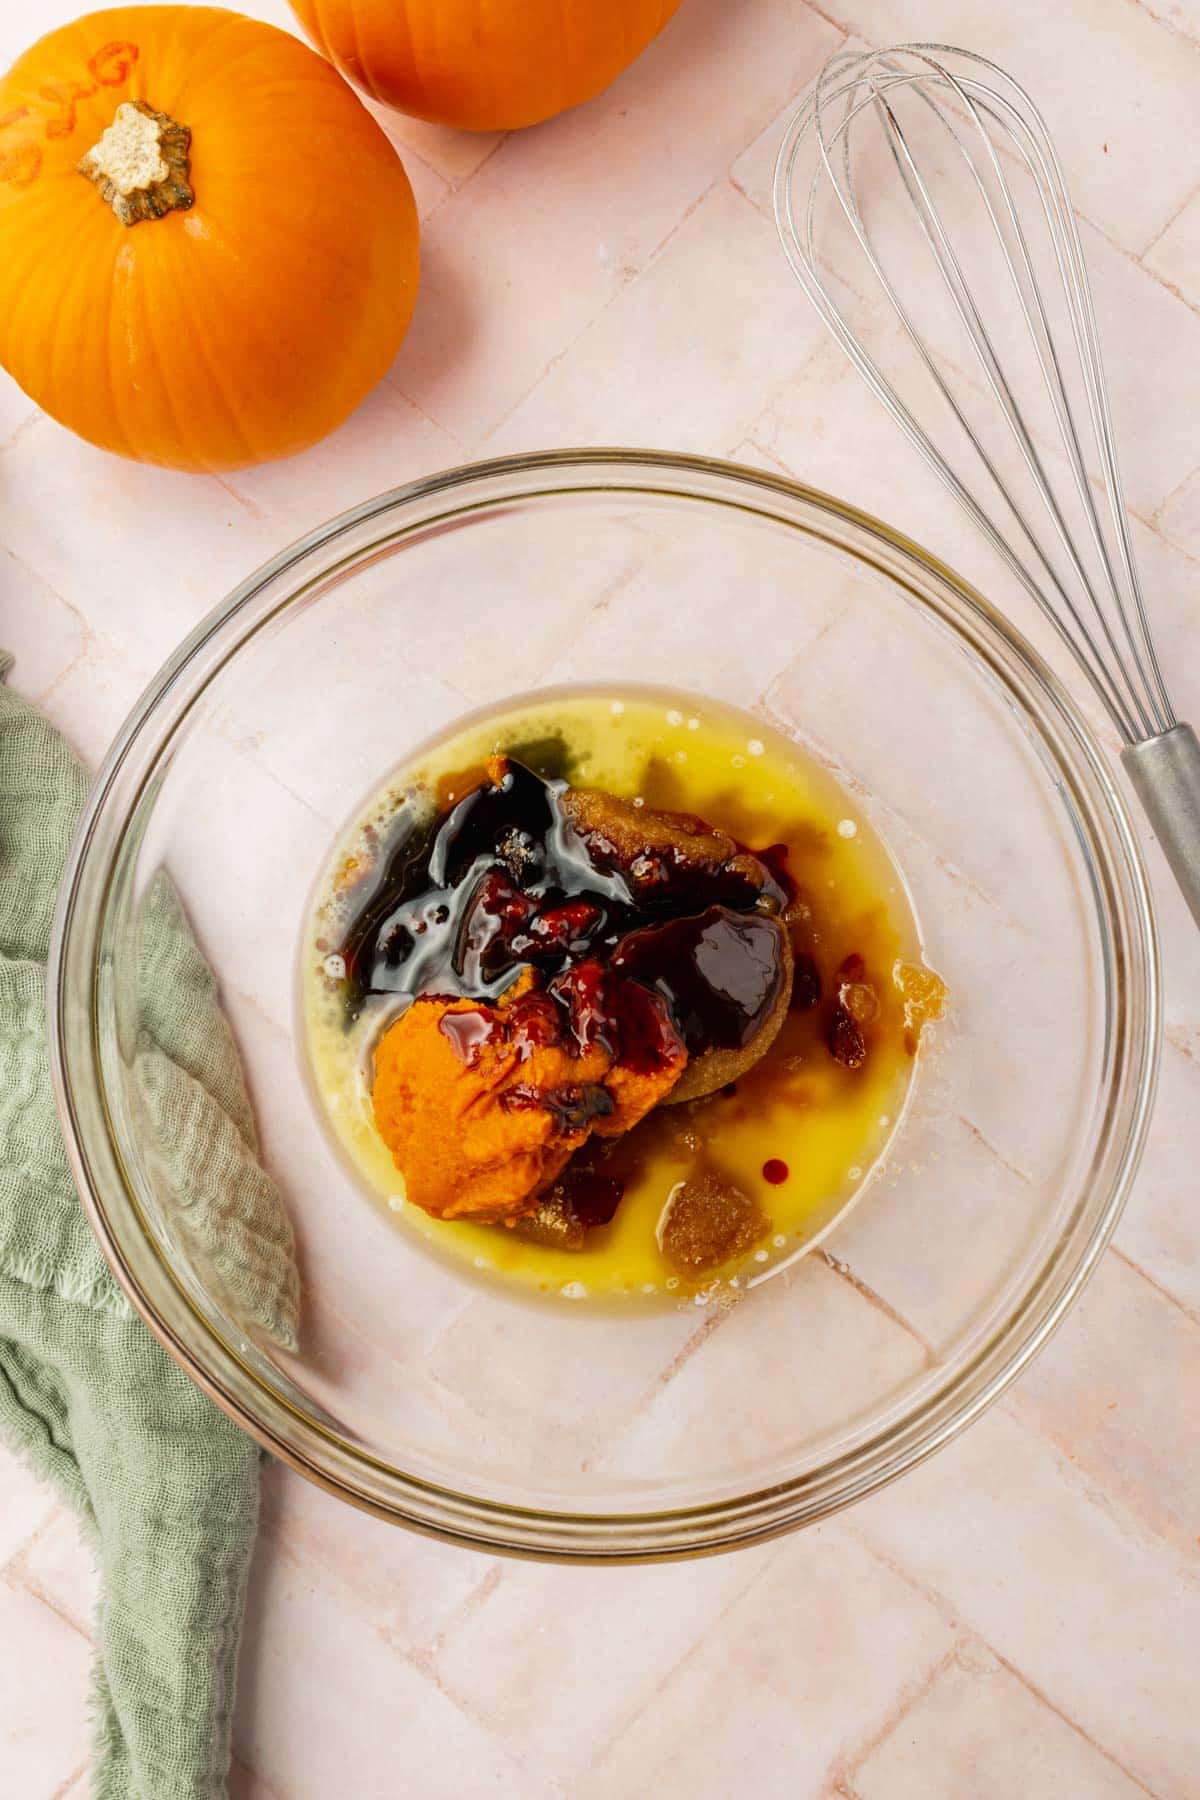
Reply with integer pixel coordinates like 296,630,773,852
774,43,1200,928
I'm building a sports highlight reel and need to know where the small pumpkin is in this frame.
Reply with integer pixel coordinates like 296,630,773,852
0,7,420,471
288,0,685,132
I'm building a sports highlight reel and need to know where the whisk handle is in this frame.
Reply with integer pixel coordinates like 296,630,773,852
1122,725,1200,931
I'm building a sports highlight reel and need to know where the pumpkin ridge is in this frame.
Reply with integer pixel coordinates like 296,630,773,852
160,202,391,466
195,169,407,288
125,237,209,467
156,238,263,467
343,0,374,104
286,0,684,131
98,246,138,459
3,190,123,449
553,1,573,122
191,194,399,463
386,1,422,113
192,15,325,84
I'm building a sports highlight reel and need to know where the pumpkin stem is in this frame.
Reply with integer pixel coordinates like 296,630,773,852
77,100,193,227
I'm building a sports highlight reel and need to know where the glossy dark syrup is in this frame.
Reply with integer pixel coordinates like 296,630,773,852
340,760,792,1073
611,907,787,1054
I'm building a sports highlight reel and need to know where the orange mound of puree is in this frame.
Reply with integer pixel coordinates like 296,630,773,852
371,973,685,1222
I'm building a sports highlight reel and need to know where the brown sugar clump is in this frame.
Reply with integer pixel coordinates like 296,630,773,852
895,960,948,1054
506,1191,588,1251
561,785,786,916
658,1173,770,1275
561,785,741,881
827,952,873,1070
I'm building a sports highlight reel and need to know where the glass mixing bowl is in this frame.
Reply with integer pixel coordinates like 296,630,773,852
49,451,1158,1558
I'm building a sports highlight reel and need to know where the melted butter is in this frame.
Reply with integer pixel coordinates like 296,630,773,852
300,685,943,1309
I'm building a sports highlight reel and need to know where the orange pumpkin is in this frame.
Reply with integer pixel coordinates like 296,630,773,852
0,7,420,471
288,0,685,131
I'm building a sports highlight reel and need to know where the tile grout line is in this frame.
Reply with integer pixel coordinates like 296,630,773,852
3,544,98,646
577,1531,794,1783
844,1396,1200,1742
422,1562,504,1666
0,407,42,459
1119,242,1200,322
830,1638,964,1789
444,130,509,196
578,1307,734,1477
211,474,267,522
227,984,289,1040
243,1513,525,1790
992,1387,1200,1568
1,1554,93,1646
4,1497,94,1613
839,1514,963,1633
739,433,793,476
1121,0,1200,52
837,1520,1163,1791
816,1248,934,1356
1138,173,1200,261
756,689,1042,941
1107,1241,1200,1332
474,56,852,458
1,16,1195,1792
49,1761,89,1800
399,1641,534,1786
1071,184,1200,316
799,0,855,35
752,294,1197,579
378,376,469,454
719,182,877,438
33,642,143,745
1151,457,1200,529
471,167,739,451
204,718,331,826
388,136,447,203
988,1643,1162,1796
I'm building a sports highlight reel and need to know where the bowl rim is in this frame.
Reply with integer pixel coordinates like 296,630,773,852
48,446,1161,1560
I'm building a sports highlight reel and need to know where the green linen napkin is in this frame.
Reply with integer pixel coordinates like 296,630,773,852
0,657,299,1799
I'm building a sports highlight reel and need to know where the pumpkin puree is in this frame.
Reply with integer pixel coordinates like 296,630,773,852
371,973,686,1223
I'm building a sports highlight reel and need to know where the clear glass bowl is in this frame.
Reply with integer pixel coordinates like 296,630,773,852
49,451,1159,1558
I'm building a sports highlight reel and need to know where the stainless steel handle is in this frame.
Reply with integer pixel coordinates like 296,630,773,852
1122,723,1200,930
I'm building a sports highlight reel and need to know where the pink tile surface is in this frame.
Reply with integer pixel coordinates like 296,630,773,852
234,1547,532,1800
579,1527,956,1796
1144,189,1200,309
1008,1247,1200,1559
851,1408,1200,1797
851,1644,1149,1799
1156,464,1200,559
0,1582,92,1796
437,1548,763,1781
0,1441,58,1569
2,0,1198,1793
10,1507,99,1640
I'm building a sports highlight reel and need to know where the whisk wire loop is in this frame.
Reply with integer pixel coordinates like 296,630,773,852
873,74,1160,741
780,66,1141,739
773,44,1177,746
